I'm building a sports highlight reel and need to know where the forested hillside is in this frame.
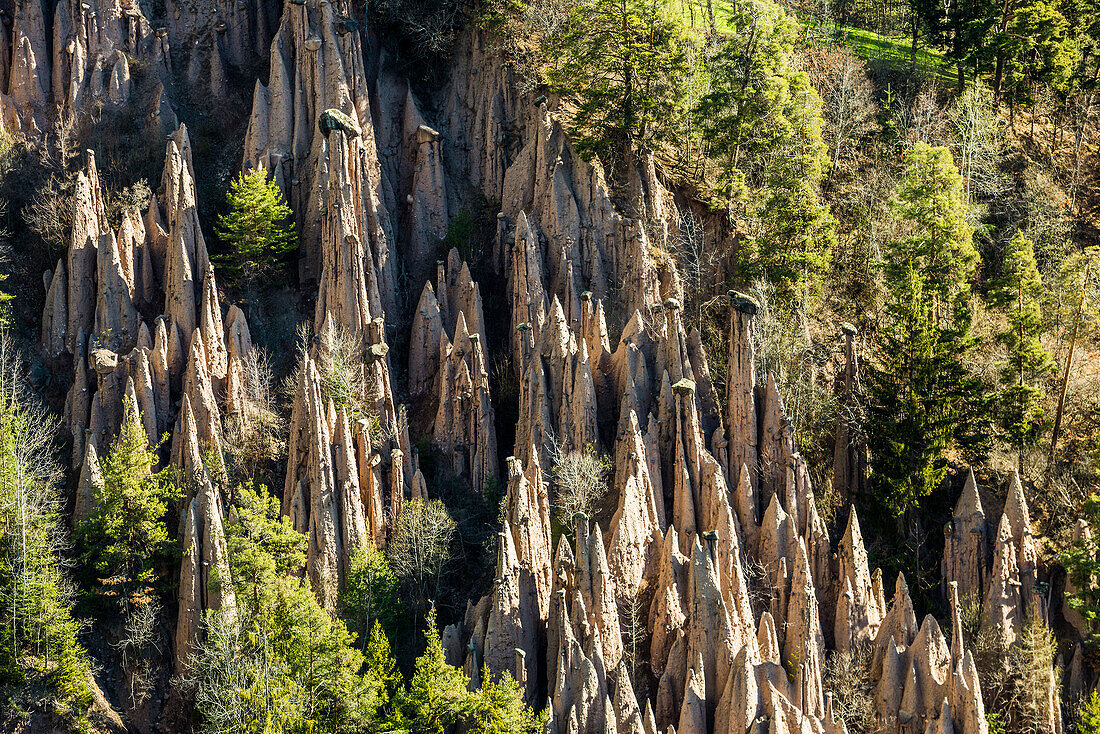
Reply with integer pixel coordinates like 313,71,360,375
0,0,1094,732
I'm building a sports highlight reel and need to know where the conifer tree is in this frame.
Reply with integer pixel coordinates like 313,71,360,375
698,5,835,305
549,0,690,168
887,143,978,313
465,667,543,733
1062,491,1100,632
866,265,956,518
76,405,177,609
223,481,306,610
215,167,297,293
0,337,91,710
991,232,1056,456
868,145,991,519
754,69,836,305
194,484,365,733
695,0,800,197
342,547,403,650
362,621,402,724
396,607,470,733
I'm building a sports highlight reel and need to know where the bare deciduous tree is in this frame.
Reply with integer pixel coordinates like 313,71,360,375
619,583,649,686
22,116,80,256
187,611,305,734
898,80,947,147
224,349,285,488
822,644,874,734
950,84,1007,205
548,437,611,536
669,210,725,324
116,596,161,708
801,46,876,169
386,499,456,614
749,280,837,488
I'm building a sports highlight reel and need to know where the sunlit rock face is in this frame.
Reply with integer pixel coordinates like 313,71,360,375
31,2,1059,731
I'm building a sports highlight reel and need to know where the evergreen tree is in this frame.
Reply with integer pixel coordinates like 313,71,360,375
695,0,800,198
362,622,402,725
223,481,306,609
998,0,1078,109
549,0,690,168
753,69,836,305
945,0,1079,104
395,607,470,734
194,484,365,734
215,167,297,293
1062,491,1100,634
887,144,978,312
866,265,957,517
697,3,835,304
0,338,91,711
1080,691,1100,734
76,406,177,610
868,145,990,518
465,668,543,734
991,232,1056,455
907,0,944,71
195,485,543,733
341,547,404,650
267,576,365,728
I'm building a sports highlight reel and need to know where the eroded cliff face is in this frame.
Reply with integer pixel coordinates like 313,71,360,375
13,0,1073,731
0,0,280,137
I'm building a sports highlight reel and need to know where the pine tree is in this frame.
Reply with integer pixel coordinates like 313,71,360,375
194,484,365,734
887,144,978,312
998,0,1077,107
754,69,836,305
1082,692,1100,734
0,338,91,711
549,0,690,168
868,145,991,519
465,667,543,734
224,481,306,610
396,607,470,734
1062,491,1100,633
341,547,404,650
695,0,800,198
991,232,1056,455
866,265,956,518
698,6,835,305
215,167,297,293
890,144,991,458
76,406,177,610
362,622,403,727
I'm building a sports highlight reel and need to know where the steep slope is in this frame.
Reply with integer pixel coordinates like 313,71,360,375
3,0,1076,732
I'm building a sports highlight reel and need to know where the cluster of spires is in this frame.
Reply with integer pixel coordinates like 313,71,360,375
19,0,1077,731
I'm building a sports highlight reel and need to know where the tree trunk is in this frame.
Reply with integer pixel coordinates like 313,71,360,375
910,17,918,72
1049,257,1091,468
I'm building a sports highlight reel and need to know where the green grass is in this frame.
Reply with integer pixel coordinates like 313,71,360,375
683,0,956,83
835,25,954,83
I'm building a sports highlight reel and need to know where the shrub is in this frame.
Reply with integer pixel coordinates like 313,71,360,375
822,645,874,734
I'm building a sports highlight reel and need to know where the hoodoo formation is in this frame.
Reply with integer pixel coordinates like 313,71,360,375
0,0,1095,732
